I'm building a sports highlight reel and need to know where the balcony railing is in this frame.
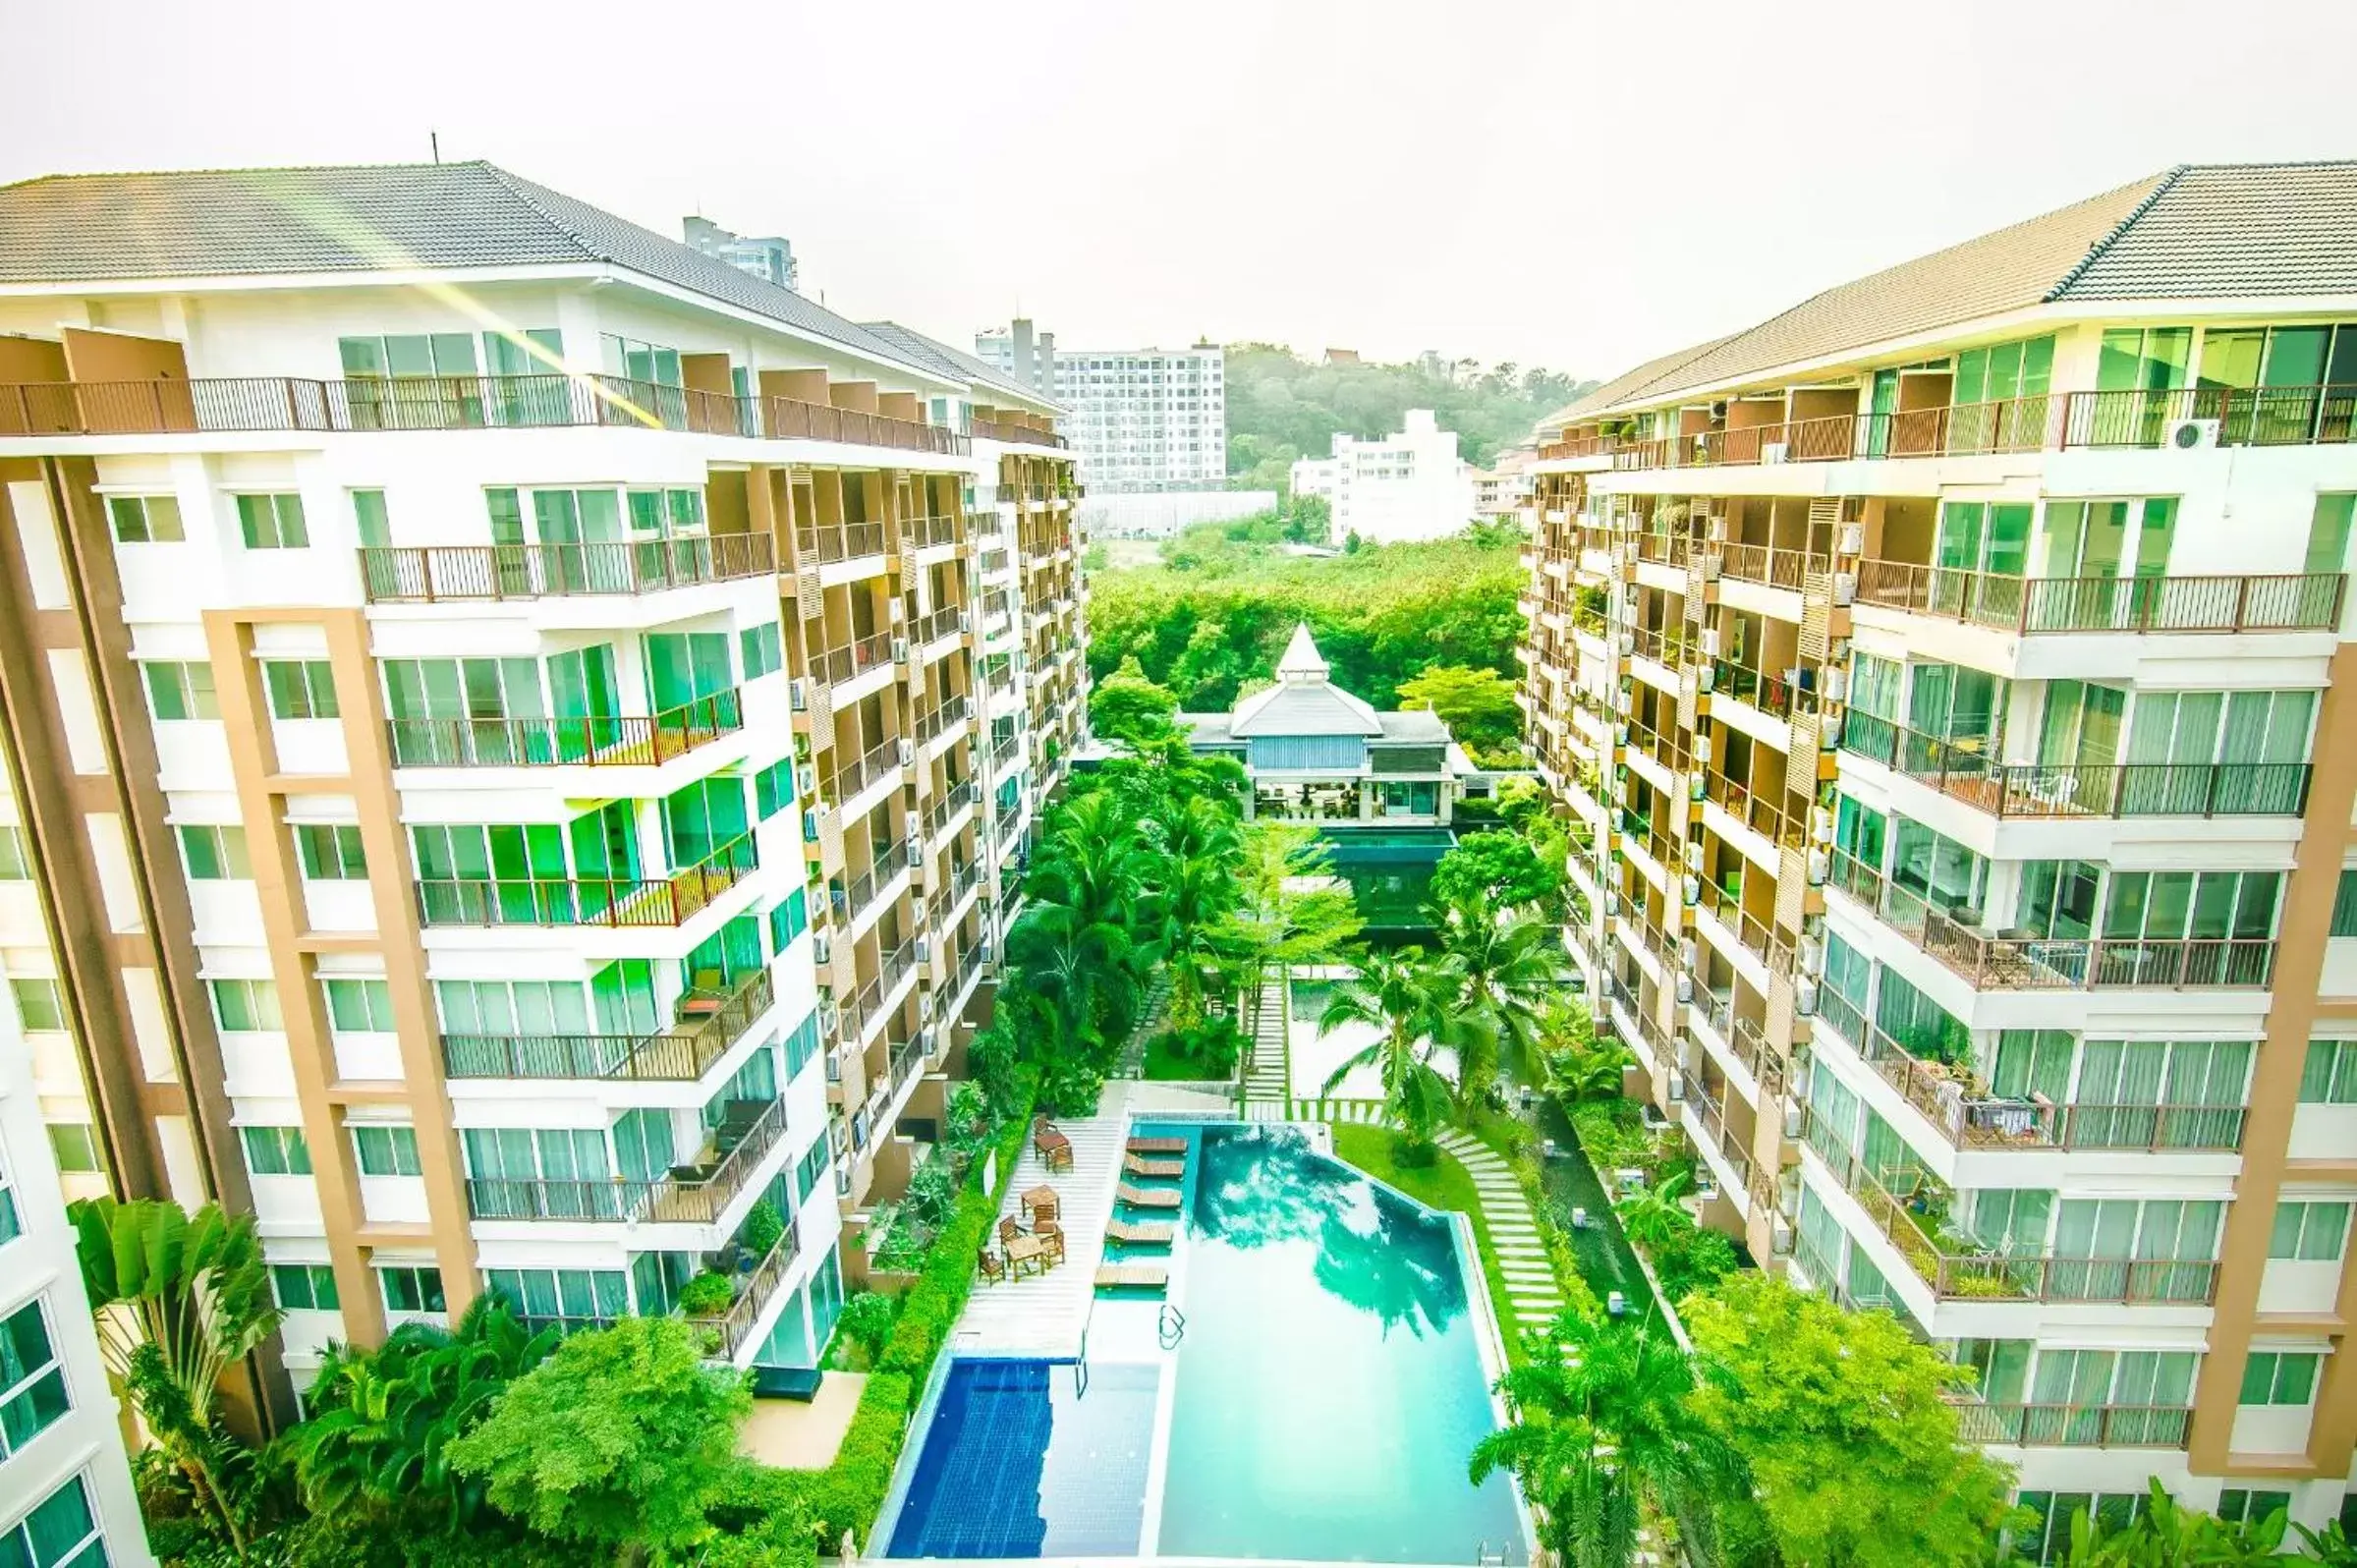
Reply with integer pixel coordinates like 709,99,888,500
796,521,891,565
915,697,971,748
899,514,962,552
908,604,965,647
1838,715,2312,818
2059,384,2357,450
1702,770,1805,849
1698,881,1774,964
1714,541,1809,590
702,1214,802,1363
1681,1080,1753,1189
0,373,970,452
811,631,894,690
1853,561,2344,635
388,690,742,769
926,781,980,843
442,967,773,1081
828,738,902,805
1949,1399,2193,1449
1717,663,1795,720
1826,850,2276,991
969,415,1068,448
417,836,757,927
945,857,982,910
360,534,774,603
465,1093,789,1225
841,861,907,929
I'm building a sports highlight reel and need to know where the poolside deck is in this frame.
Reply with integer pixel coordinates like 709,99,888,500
952,1082,1135,1356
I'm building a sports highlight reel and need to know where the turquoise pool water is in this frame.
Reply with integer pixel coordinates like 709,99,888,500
1154,1122,1526,1562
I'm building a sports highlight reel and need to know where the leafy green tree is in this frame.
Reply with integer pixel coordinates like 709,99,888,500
1434,893,1572,1109
447,1315,750,1565
72,1196,280,1558
2040,1479,2302,1564
1318,946,1483,1147
1470,1312,1731,1568
1221,343,1594,476
1215,821,1364,1049
1088,656,1180,749
1683,1273,2017,1568
1396,664,1521,756
1431,827,1564,912
1615,1167,1696,1254
1134,793,1244,1032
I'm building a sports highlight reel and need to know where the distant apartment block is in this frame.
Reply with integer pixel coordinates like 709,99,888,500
1473,446,1536,521
0,160,1084,1426
684,215,799,293
1516,160,2357,1550
1290,409,1474,543
979,321,1226,494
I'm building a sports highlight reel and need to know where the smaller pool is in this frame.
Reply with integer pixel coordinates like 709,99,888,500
883,1359,1157,1558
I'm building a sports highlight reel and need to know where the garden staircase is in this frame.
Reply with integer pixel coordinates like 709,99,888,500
1114,970,1172,1079
1242,979,1291,1119
1433,1129,1569,1334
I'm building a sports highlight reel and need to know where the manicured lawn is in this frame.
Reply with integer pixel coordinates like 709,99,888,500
1331,1122,1538,1366
1142,1033,1225,1081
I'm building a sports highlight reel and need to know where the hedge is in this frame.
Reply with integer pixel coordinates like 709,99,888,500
730,1088,1038,1557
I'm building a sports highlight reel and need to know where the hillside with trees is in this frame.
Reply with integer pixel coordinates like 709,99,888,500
1224,344,1596,490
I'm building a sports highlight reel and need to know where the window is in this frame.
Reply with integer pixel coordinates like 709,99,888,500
352,489,391,549
1,1473,105,1568
236,492,309,549
106,493,183,542
240,1125,311,1176
2271,1202,2351,1261
2302,1039,2357,1103
208,979,281,1032
2237,1350,2321,1406
340,332,481,379
0,826,26,879
262,660,339,720
767,887,809,952
794,1136,828,1206
2103,869,2281,943
271,1263,340,1312
295,824,367,880
0,1299,68,1457
321,979,395,1034
353,1125,421,1178
2217,1488,2292,1527
9,980,65,1033
378,1265,447,1314
599,334,682,387
143,660,218,720
755,759,795,821
2334,870,2357,938
740,622,783,682
178,824,250,881
0,1140,17,1247
45,1124,100,1174
783,1010,820,1078
481,1267,628,1325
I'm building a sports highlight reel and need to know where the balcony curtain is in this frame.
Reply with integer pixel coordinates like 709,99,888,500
1990,1031,2073,1103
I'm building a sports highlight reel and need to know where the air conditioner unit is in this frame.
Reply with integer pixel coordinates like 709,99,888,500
1700,628,1721,659
1799,936,1825,977
1836,522,1866,556
1770,1216,1794,1257
1679,937,1699,969
916,936,931,962
1688,772,1706,803
1794,978,1820,1016
1760,441,1788,465
905,839,924,868
2167,417,2221,450
897,738,915,765
1823,667,1849,702
1811,807,1835,846
980,939,995,964
1696,664,1715,695
1694,733,1712,765
789,679,809,711
1807,847,1830,884
887,598,906,624
1617,631,1636,655
917,1027,935,1056
1831,572,1857,606
1674,975,1694,1005
1782,1100,1805,1139
813,932,833,965
1683,840,1704,875
1682,874,1701,907
891,637,910,664
1667,1069,1688,1101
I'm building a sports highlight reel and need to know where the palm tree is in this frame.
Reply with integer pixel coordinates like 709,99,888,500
1027,789,1146,933
1470,1312,1732,1568
71,1197,281,1558
1616,1167,1697,1253
1136,793,1244,1032
1437,891,1573,1108
1318,946,1482,1147
1007,900,1139,1063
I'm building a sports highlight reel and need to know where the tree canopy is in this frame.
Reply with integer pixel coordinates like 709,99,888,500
1396,664,1521,758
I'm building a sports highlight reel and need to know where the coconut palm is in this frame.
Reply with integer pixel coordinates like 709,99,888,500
1007,900,1139,1061
71,1197,281,1558
1470,1312,1732,1568
1027,789,1147,934
1437,890,1574,1106
1136,793,1244,1032
1318,946,1483,1147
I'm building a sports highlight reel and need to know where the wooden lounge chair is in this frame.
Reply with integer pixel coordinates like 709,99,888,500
1026,1191,1060,1226
1117,1183,1182,1209
1095,1262,1168,1290
1106,1218,1174,1246
1124,1153,1183,1178
1126,1136,1187,1155
997,1215,1023,1248
977,1248,1008,1284
1038,1137,1073,1174
1034,1221,1066,1263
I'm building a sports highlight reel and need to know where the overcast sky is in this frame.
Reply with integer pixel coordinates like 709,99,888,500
5,0,2351,380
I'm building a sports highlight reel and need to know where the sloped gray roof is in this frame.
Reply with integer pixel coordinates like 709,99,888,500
1376,711,1451,744
2052,161,2357,300
0,161,941,379
859,320,1064,413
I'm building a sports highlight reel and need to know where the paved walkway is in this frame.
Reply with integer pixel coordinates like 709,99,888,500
1242,979,1289,1119
950,1082,1132,1358
1434,1128,1569,1334
1113,971,1171,1079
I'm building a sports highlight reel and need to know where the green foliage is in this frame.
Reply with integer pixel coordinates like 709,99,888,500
1318,945,1484,1145
831,1291,899,1372
1682,1273,2017,1568
1222,343,1593,486
1432,894,1572,1115
900,1154,959,1236
1215,821,1365,1049
445,1316,750,1563
738,1200,785,1260
1150,1017,1245,1077
675,1271,737,1318
1087,656,1180,748
1087,531,1526,711
1431,830,1558,912
1396,664,1521,756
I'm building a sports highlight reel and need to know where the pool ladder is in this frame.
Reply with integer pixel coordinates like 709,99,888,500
1158,1302,1187,1350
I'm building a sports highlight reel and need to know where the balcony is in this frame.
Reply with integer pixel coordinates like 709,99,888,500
1839,713,2311,818
796,521,891,566
442,966,774,1081
1853,562,2343,635
1949,1399,2192,1449
944,857,983,911
2058,383,2357,450
908,604,965,648
926,781,980,844
840,859,909,930
1680,1078,1753,1191
1714,541,1809,591
388,690,743,769
701,1213,803,1364
1827,851,2276,991
828,738,902,806
915,697,971,750
416,836,757,928
811,631,895,691
899,513,963,553
465,1093,789,1225
969,415,1068,449
360,534,774,603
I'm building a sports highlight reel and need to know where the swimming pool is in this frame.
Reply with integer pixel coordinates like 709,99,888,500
876,1119,1526,1562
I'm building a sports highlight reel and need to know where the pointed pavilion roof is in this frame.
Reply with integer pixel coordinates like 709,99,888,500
1230,624,1381,738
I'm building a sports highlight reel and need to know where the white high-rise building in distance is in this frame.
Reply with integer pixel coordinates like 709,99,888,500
978,320,1226,494
684,216,799,293
1290,410,1476,544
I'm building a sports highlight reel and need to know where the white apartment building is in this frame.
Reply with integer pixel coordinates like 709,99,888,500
1290,409,1475,543
978,323,1226,494
0,160,1083,1428
1473,447,1536,521
683,217,799,294
1520,160,2357,1552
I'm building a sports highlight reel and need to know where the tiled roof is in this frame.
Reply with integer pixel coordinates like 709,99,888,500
1543,336,1738,427
2053,161,2357,300
0,161,940,379
859,320,1064,412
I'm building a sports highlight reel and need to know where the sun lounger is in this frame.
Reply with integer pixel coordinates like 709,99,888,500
1106,1219,1175,1246
1126,1137,1188,1154
1095,1263,1169,1290
1123,1154,1184,1178
1117,1183,1182,1209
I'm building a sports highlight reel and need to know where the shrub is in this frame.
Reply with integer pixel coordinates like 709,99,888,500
831,1290,899,1372
1039,1058,1105,1117
676,1270,738,1318
738,1200,785,1260
901,1154,959,1236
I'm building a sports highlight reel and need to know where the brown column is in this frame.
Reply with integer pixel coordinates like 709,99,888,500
2187,640,2357,1479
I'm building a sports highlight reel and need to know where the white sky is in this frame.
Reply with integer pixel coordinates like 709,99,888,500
4,0,2351,380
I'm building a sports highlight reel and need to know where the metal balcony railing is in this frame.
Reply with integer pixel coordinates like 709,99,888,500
465,1093,788,1225
442,967,773,1081
796,520,891,565
360,534,774,603
417,836,757,927
1838,714,2312,817
388,690,742,768
1949,1399,2193,1448
1853,561,2344,634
